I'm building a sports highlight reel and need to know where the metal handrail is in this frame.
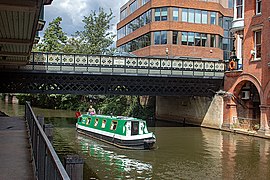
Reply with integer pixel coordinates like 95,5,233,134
25,101,70,180
17,52,225,78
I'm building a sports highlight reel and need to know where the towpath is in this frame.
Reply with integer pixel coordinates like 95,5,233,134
0,112,34,179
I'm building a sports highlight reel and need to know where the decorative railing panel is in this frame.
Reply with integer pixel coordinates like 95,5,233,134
19,52,225,78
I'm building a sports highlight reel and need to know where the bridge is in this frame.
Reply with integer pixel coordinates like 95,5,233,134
0,52,225,96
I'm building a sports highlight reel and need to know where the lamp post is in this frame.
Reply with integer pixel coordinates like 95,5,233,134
165,48,169,59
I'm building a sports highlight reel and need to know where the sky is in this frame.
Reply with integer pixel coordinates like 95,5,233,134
43,0,128,40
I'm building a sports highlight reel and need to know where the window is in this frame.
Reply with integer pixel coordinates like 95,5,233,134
154,31,160,44
110,121,118,130
120,8,127,20
195,10,201,23
236,0,243,18
228,0,233,8
254,31,261,59
173,8,179,21
182,9,188,22
142,0,149,6
210,35,216,47
182,32,188,45
188,9,195,23
101,120,106,128
86,118,91,125
256,0,262,14
173,31,178,44
161,31,167,44
154,31,167,44
202,11,208,24
201,34,207,47
94,118,99,126
155,8,161,21
195,33,201,46
188,32,195,46
130,0,138,14
210,12,216,24
161,8,168,21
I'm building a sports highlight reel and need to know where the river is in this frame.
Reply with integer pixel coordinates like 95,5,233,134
1,100,270,180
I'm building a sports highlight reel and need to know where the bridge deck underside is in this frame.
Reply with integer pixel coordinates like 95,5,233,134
0,71,223,96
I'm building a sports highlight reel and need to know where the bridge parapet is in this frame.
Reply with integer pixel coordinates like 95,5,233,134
14,52,226,78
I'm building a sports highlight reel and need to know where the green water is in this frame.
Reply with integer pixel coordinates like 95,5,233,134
1,101,270,179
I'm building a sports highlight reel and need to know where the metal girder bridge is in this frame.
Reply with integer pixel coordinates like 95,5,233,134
0,52,225,96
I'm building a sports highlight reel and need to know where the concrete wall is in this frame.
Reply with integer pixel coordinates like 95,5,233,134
155,95,223,129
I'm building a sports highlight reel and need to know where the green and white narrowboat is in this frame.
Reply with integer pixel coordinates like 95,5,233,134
76,114,156,150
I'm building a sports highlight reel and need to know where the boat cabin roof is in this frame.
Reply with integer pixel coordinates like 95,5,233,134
81,114,145,122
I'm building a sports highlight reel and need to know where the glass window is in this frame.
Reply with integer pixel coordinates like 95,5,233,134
101,120,106,128
173,8,179,21
142,0,150,6
210,12,216,25
173,31,178,44
161,31,167,44
236,0,243,18
181,32,188,45
254,31,261,59
154,31,161,44
218,14,223,27
195,33,201,46
155,8,161,21
188,9,195,23
146,10,152,24
202,11,208,24
94,119,99,126
120,8,127,20
161,8,168,21
256,0,262,14
218,36,223,49
188,32,195,46
182,9,188,22
195,10,201,23
228,0,233,8
130,0,138,14
201,34,207,47
110,121,118,130
210,35,216,47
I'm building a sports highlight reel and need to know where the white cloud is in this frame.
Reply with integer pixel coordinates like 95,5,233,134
44,0,128,38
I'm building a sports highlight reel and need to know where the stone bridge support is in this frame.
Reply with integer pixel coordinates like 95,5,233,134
155,95,224,129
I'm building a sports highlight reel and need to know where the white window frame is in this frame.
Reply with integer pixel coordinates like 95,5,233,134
256,0,262,15
254,30,262,60
234,0,244,19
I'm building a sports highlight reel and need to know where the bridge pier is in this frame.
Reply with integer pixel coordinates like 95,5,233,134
155,95,224,129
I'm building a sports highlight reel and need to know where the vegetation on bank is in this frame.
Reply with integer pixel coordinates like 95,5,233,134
14,94,155,120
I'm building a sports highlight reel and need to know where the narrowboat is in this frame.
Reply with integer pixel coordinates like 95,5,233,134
76,114,156,150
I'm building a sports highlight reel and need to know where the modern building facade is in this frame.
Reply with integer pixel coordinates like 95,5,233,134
117,0,233,61
223,0,270,133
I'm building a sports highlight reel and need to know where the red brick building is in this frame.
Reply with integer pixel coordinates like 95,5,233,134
117,0,233,61
223,0,270,133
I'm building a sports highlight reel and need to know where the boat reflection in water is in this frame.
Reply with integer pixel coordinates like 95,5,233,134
76,133,153,179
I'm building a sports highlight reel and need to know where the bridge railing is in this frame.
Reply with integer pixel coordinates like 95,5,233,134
19,52,225,77
25,101,70,180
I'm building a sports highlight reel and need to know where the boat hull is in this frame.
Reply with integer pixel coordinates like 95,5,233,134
77,127,155,150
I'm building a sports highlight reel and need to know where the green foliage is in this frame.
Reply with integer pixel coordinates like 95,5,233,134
65,8,116,54
35,17,68,52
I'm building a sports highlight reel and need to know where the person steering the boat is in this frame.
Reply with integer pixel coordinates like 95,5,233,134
88,105,96,115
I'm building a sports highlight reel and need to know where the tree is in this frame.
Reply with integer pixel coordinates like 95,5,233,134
36,17,67,52
66,8,116,54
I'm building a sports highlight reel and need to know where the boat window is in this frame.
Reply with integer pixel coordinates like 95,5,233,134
131,121,139,135
110,121,118,130
79,117,82,122
101,120,106,128
86,117,91,125
94,118,99,126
